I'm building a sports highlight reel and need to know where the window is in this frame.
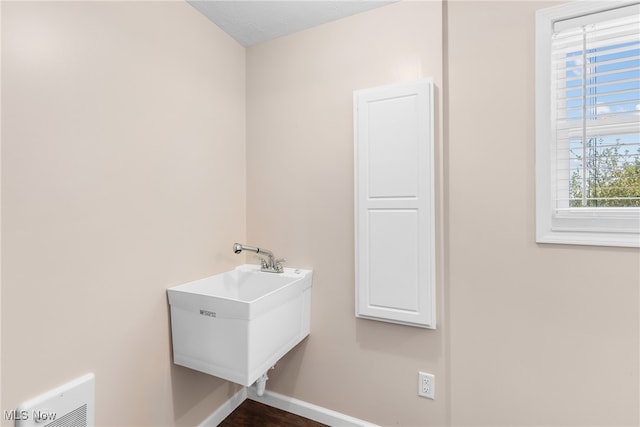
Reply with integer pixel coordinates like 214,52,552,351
536,1,640,247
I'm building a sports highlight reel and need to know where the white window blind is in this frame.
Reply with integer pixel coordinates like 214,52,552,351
552,4,640,210
536,1,640,247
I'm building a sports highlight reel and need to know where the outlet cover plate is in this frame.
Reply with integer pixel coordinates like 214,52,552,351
418,371,435,399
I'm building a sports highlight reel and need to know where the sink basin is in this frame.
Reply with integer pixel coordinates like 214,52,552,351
167,264,312,386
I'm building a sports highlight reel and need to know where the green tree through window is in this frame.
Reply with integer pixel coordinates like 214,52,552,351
569,138,640,207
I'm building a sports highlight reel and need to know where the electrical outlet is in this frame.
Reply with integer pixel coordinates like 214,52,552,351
418,371,435,399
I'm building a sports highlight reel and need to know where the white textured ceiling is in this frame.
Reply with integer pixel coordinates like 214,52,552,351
188,1,396,47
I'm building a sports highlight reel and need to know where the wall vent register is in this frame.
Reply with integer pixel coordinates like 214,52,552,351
15,373,95,427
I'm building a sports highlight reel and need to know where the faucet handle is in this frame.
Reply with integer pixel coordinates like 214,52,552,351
274,258,286,272
253,255,268,268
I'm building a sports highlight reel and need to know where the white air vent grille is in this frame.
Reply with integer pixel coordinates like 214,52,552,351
16,374,95,427
44,404,87,427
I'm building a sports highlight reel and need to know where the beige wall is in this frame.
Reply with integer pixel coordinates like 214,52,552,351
447,2,639,425
246,2,446,425
1,1,246,425
2,1,639,426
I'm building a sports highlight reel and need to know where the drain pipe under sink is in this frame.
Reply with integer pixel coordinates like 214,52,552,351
255,372,268,396
254,366,276,396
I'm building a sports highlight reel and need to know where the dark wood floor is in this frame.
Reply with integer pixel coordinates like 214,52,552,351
219,399,328,427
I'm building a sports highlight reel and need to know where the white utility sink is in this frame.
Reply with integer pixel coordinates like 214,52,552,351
167,264,312,387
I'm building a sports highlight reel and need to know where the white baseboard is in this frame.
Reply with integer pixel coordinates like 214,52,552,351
200,385,378,427
247,386,379,427
199,387,247,427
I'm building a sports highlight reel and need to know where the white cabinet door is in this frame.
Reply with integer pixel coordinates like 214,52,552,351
354,79,435,329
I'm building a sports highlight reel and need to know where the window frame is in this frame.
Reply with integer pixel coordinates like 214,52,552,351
535,0,640,248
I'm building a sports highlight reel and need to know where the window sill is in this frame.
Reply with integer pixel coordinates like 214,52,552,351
536,228,640,248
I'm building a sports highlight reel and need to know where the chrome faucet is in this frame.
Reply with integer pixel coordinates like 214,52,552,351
233,243,285,273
